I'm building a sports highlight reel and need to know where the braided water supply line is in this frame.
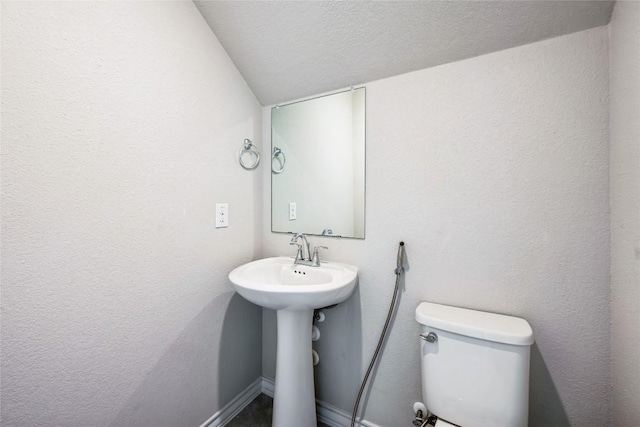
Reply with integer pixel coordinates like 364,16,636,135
350,242,406,427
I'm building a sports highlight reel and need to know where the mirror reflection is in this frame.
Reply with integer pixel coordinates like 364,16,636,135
271,88,366,239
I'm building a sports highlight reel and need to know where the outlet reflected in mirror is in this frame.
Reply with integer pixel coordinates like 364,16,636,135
271,88,365,239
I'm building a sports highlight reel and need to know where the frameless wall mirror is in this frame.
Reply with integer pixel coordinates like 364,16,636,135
271,87,365,239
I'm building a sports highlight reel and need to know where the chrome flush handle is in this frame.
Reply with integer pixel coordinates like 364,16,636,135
420,332,438,343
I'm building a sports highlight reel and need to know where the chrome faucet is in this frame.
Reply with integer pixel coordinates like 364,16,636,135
321,227,333,236
290,233,327,267
290,233,310,262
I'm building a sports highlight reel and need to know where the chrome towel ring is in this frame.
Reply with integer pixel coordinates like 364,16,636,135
239,138,260,170
272,147,286,174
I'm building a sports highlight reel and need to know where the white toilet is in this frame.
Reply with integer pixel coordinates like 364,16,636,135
415,302,534,427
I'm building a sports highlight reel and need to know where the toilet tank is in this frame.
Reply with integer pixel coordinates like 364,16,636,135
415,302,534,427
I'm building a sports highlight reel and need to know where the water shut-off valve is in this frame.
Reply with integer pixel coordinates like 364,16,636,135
412,402,437,426
413,402,427,426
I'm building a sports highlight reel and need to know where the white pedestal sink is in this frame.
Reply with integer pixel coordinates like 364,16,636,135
229,256,358,427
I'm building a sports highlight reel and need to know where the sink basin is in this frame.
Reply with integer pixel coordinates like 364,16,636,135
228,256,358,311
228,256,358,427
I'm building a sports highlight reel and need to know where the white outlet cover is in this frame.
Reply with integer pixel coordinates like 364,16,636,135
289,202,296,221
216,203,228,228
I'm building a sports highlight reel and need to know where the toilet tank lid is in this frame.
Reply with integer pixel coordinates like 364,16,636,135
415,302,534,346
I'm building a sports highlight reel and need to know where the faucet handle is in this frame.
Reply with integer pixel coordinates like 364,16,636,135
311,246,328,265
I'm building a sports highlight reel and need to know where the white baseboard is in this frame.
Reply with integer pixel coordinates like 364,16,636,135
261,376,275,397
199,377,263,427
260,377,381,427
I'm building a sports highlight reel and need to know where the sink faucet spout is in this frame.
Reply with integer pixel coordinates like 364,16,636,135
290,233,311,262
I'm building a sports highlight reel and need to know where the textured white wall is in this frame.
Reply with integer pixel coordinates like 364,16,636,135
609,2,640,426
262,27,610,426
0,2,263,426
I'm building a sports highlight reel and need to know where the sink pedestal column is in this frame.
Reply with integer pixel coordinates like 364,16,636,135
273,309,316,427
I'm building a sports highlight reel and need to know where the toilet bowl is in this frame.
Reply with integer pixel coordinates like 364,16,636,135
416,302,534,427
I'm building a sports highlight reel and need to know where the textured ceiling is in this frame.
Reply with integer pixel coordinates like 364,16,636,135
195,1,614,106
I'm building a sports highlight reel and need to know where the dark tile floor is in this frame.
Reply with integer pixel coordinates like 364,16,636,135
225,394,331,427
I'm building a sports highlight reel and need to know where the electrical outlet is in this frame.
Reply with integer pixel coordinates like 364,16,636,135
216,203,228,228
289,202,297,220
